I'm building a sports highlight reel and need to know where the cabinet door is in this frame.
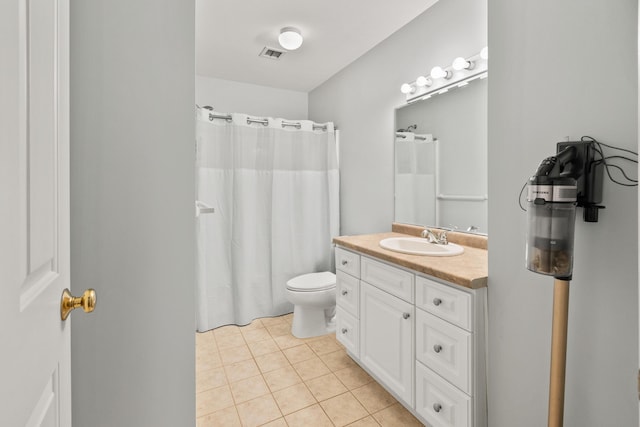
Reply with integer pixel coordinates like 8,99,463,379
360,283,414,405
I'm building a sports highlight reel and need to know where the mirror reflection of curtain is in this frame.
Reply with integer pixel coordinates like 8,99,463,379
195,110,339,331
395,78,488,232
395,132,436,226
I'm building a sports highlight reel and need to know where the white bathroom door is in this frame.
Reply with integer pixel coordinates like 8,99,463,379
0,0,73,425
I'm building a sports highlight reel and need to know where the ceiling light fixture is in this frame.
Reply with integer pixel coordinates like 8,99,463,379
278,27,303,50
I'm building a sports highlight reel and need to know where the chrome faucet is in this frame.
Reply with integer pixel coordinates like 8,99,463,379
421,228,448,245
421,228,437,242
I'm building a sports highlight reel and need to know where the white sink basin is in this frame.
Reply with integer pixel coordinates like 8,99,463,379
379,237,464,257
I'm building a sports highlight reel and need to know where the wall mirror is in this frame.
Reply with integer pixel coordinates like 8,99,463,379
394,77,487,233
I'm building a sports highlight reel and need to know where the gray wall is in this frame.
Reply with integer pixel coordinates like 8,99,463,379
196,75,308,119
309,0,487,235
70,1,195,426
488,0,638,426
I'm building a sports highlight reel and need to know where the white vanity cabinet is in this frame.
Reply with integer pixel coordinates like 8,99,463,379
334,246,487,427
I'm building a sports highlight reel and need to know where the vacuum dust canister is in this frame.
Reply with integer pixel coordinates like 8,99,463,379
525,174,577,279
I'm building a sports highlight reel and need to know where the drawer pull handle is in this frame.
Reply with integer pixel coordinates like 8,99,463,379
341,328,348,334
433,298,442,306
433,403,442,413
402,312,410,319
342,290,348,296
433,344,443,353
341,260,348,266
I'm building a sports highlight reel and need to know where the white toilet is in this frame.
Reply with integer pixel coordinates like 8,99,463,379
285,271,336,338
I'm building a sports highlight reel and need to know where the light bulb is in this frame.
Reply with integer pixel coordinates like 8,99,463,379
278,27,303,50
416,76,431,87
452,57,473,71
400,83,414,94
430,66,451,80
480,46,488,60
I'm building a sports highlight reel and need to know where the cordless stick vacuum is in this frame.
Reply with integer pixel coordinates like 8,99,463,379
525,142,603,427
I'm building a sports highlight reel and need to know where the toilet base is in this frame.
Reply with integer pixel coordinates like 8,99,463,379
291,305,336,339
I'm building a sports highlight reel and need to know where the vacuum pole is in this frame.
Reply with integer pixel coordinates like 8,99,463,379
548,278,570,427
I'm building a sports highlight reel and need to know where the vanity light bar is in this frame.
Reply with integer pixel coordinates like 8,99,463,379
400,46,488,102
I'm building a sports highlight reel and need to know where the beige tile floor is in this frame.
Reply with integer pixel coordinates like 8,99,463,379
196,313,424,427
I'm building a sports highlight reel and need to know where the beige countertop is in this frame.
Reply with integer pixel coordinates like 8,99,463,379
333,231,488,289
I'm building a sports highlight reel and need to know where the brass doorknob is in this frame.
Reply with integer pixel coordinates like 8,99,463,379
60,288,96,320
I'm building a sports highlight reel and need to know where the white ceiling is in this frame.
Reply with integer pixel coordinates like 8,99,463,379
196,0,439,92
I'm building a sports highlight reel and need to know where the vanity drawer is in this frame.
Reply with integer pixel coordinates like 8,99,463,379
336,270,360,317
336,247,361,278
416,276,472,331
336,307,359,357
416,309,472,394
416,361,471,427
361,257,414,303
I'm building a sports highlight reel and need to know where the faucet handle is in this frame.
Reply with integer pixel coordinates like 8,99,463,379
421,228,446,244
421,228,437,243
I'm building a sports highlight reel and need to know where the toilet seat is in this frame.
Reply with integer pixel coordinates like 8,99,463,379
286,271,336,292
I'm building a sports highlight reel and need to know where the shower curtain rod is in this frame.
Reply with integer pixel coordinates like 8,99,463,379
199,107,334,131
395,133,430,141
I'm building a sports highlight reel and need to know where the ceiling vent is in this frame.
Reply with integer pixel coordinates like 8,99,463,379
259,47,285,60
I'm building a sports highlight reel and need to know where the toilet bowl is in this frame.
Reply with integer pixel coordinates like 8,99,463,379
285,271,336,338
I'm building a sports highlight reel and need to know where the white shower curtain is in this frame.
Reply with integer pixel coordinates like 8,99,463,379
395,132,436,226
196,109,340,331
